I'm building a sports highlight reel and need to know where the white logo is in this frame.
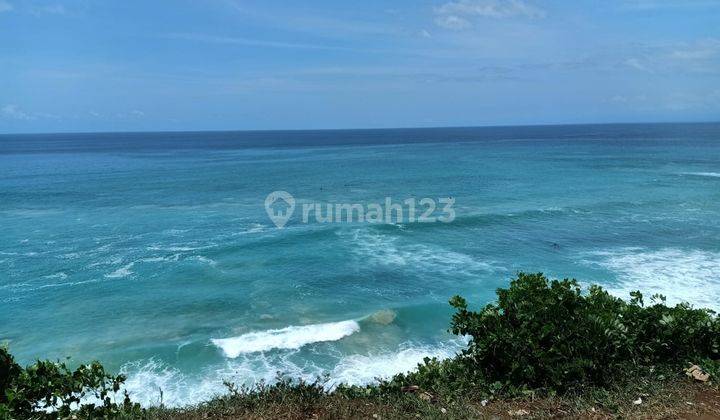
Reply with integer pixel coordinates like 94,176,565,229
264,191,455,227
265,191,296,228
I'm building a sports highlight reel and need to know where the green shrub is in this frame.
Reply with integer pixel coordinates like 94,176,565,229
219,376,328,411
0,346,141,419
444,272,719,393
365,273,719,398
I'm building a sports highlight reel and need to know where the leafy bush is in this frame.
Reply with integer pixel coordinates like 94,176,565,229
401,272,719,394
338,273,720,401
222,377,327,411
0,346,140,418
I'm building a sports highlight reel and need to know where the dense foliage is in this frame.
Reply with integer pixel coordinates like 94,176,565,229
0,346,140,419
377,272,720,396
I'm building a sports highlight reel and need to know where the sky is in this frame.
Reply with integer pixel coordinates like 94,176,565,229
1,0,719,133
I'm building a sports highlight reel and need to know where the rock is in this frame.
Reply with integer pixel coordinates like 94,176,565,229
481,399,489,407
401,385,420,393
685,365,710,382
508,409,530,416
633,397,642,405
440,408,447,414
368,309,397,325
419,391,436,403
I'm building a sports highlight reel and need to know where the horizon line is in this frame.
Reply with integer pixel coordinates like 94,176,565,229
1,120,719,137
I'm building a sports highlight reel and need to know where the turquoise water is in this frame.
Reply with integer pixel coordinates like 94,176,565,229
2,123,720,405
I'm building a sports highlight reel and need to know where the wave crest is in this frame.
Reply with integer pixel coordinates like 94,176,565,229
211,320,360,357
681,172,720,178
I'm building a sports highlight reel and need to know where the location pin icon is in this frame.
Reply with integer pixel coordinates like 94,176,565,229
265,191,295,228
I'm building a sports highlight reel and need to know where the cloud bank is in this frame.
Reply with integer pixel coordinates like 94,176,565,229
435,0,546,29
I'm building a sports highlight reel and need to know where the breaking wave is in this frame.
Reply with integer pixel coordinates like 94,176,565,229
211,320,361,357
120,338,464,408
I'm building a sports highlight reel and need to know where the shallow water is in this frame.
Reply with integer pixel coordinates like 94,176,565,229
1,123,719,406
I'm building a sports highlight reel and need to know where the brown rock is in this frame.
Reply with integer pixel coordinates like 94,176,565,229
419,391,436,403
686,365,710,382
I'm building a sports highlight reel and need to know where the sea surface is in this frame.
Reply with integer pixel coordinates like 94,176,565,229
1,123,719,406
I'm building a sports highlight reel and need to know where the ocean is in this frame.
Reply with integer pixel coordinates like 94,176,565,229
1,123,719,406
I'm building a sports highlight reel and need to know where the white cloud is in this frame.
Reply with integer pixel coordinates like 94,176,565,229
165,32,408,56
624,57,649,72
167,32,355,52
622,39,720,74
34,4,67,15
114,110,146,119
620,0,720,11
662,90,720,111
435,14,471,30
1,105,61,121
608,90,720,112
610,94,648,104
669,38,720,61
1,105,32,120
0,0,13,12
435,0,546,30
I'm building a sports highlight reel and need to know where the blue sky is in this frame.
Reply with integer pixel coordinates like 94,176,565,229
1,0,719,133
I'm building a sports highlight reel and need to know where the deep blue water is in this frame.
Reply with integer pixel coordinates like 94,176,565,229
1,123,719,405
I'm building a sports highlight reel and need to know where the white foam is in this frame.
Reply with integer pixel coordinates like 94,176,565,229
59,252,81,260
162,229,189,235
345,229,499,276
88,256,123,268
147,244,216,252
119,339,464,408
233,223,268,235
585,247,720,311
0,282,31,291
44,272,68,280
325,341,464,389
212,320,361,357
681,172,720,178
23,278,103,292
140,254,181,263
105,262,134,279
120,359,214,407
118,354,311,408
189,255,217,266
